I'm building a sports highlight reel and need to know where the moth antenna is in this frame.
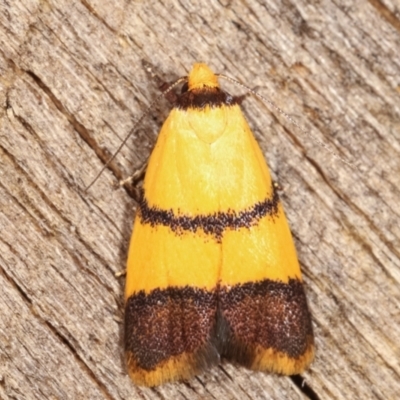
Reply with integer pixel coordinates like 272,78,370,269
218,74,353,167
85,76,187,192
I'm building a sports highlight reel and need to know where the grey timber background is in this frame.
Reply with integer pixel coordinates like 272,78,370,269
0,1,399,399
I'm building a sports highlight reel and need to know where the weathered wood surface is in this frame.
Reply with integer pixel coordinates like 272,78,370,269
1,1,399,399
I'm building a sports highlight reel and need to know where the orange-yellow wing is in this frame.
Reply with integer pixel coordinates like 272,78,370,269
124,63,314,386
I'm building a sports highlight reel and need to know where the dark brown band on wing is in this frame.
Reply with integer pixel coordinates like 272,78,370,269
125,286,219,372
217,278,314,364
125,278,313,375
138,184,279,239
176,87,239,110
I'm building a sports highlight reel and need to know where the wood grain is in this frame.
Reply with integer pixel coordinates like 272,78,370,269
1,1,399,399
